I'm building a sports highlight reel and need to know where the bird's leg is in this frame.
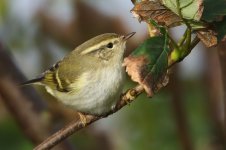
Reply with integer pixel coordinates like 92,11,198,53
78,112,87,126
121,89,135,105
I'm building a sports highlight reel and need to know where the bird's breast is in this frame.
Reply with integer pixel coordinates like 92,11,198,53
50,65,125,115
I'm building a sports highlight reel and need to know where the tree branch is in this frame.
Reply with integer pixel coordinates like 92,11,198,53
0,77,48,144
204,48,225,149
0,43,73,150
0,43,47,112
169,67,193,150
218,41,226,142
34,85,144,150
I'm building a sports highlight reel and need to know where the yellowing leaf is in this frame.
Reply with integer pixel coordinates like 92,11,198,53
161,0,204,21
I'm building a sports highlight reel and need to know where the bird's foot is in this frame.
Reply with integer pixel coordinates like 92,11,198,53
78,112,87,127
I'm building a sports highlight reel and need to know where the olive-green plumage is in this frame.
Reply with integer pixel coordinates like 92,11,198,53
22,32,135,115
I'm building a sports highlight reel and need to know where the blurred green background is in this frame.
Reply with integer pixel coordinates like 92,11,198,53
0,0,224,150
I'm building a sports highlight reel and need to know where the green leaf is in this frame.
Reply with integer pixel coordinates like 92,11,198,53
162,0,203,21
132,37,169,83
124,31,169,96
214,17,226,41
202,0,226,22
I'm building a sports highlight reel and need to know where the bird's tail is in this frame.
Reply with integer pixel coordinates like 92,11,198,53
20,76,44,86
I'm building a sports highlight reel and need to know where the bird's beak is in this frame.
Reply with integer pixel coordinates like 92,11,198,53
122,32,136,41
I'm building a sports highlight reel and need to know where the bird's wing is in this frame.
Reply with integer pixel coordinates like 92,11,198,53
42,57,83,93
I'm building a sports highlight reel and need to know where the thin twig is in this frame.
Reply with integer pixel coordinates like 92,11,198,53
34,85,144,150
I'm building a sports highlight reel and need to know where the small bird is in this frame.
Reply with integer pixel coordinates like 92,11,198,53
22,32,135,117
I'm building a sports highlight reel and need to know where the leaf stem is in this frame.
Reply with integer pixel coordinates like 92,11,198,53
176,0,191,28
168,36,200,68
168,34,180,51
178,28,188,47
176,0,183,18
181,28,191,56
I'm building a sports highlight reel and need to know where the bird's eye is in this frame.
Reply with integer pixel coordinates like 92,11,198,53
106,42,113,48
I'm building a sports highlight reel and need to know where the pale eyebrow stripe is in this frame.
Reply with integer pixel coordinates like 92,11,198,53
80,38,118,55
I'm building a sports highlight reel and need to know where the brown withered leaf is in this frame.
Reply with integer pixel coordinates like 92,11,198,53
197,30,217,47
123,56,169,97
123,35,170,97
123,56,149,87
131,1,182,27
